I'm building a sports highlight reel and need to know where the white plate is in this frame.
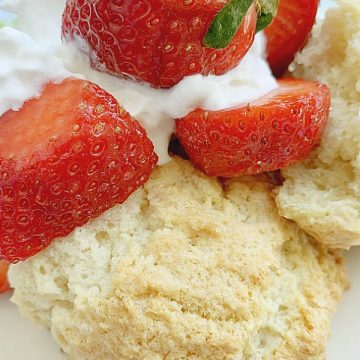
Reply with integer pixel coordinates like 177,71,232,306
1,1,359,359
0,293,64,359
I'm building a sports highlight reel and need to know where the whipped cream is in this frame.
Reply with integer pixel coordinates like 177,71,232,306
0,27,72,117
0,0,277,164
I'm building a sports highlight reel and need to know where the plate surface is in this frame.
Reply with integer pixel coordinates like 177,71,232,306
1,1,359,359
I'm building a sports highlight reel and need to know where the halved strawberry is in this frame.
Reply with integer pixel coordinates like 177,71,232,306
265,0,319,77
0,79,158,263
0,261,10,293
61,0,257,88
176,79,329,177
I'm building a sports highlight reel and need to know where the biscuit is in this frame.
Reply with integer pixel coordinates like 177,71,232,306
276,0,360,248
9,159,347,359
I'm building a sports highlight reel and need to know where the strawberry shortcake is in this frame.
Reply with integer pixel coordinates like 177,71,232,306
0,0,357,358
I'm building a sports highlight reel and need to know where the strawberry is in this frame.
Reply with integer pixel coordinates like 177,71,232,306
61,0,257,88
176,79,330,177
0,261,10,293
265,0,318,77
0,78,158,263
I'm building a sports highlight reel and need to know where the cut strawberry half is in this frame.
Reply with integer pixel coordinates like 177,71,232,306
265,0,319,77
176,79,330,177
0,79,158,263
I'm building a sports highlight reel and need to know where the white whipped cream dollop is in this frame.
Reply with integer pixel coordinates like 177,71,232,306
0,0,277,164
0,27,72,117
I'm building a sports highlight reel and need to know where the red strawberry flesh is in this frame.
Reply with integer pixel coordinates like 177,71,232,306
0,261,10,293
0,79,158,263
176,79,330,177
0,80,96,163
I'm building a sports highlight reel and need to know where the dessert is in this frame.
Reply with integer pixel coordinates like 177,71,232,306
276,0,360,248
0,0,330,263
0,0,354,358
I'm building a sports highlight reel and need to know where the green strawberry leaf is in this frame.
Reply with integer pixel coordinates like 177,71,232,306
255,0,278,32
203,0,254,49
256,12,273,32
203,0,278,49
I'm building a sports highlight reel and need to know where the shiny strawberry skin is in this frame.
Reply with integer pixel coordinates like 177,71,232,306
176,79,330,177
0,261,10,293
0,79,158,263
265,0,318,77
62,0,257,88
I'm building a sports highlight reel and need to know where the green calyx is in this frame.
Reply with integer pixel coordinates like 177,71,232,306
203,0,278,49
255,0,279,32
203,0,254,49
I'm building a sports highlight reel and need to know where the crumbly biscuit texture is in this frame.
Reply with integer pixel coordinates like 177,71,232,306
10,159,346,360
276,0,360,248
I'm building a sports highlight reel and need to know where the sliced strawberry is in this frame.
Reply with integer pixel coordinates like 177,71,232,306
0,79,158,263
265,0,319,77
176,79,330,177
0,261,10,293
62,0,257,88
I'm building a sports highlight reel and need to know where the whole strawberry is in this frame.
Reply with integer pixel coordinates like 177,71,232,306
0,79,158,263
62,0,257,88
176,79,330,177
265,0,319,77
